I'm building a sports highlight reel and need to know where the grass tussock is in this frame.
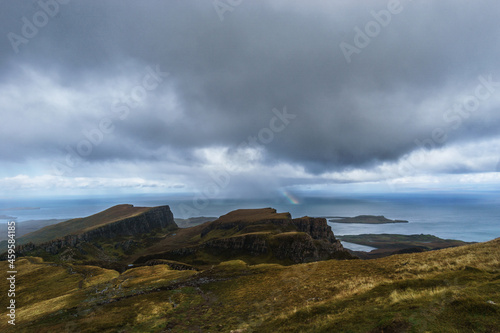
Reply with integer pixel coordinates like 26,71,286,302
388,286,449,303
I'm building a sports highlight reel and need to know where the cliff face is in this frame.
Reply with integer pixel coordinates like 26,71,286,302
17,205,177,256
14,206,354,267
201,230,350,263
290,217,337,243
200,215,336,242
271,232,349,263
135,209,354,265
204,234,269,255
16,204,153,246
80,205,176,239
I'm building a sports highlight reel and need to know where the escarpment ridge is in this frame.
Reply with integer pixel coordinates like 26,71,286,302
135,208,354,265
16,205,177,256
7,205,354,268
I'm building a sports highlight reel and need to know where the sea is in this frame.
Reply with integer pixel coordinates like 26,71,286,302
1,192,499,248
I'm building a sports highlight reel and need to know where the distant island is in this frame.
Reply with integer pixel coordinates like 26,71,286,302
337,234,474,259
0,207,40,211
329,215,408,224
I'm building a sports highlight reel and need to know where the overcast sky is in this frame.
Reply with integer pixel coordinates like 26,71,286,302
1,0,500,200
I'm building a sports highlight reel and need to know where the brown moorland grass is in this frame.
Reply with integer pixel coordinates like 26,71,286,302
216,208,291,223
0,238,499,332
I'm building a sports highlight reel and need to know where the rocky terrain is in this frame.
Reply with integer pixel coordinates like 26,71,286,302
7,205,354,269
136,208,354,265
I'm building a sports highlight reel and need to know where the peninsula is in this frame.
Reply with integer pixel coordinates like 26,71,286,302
330,215,408,224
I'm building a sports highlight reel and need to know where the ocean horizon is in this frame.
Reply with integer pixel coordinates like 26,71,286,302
1,192,499,244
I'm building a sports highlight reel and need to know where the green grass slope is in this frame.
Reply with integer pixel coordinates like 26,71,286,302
338,233,474,259
338,234,471,248
0,219,68,242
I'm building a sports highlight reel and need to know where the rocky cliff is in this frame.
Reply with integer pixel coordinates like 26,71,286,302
12,206,354,267
135,208,354,265
201,230,351,263
199,209,336,241
290,217,337,243
17,205,177,256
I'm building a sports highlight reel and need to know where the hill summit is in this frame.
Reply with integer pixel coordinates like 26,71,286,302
16,204,171,246
15,205,177,266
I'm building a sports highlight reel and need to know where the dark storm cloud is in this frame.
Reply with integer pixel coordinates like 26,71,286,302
1,0,500,177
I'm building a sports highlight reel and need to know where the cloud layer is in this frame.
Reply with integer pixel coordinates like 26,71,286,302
1,0,500,197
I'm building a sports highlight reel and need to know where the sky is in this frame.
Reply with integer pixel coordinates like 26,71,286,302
1,0,500,200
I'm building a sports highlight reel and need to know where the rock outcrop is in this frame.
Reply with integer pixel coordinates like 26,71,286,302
17,205,177,256
135,208,354,265
204,233,269,255
290,217,337,243
12,206,354,266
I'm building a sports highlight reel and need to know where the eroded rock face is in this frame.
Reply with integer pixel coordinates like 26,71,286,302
82,205,177,239
15,206,355,266
291,217,337,243
204,234,269,255
200,215,338,244
206,216,355,263
271,232,349,263
17,205,177,256
136,210,355,265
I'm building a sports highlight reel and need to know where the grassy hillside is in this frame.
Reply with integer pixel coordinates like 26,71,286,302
338,234,472,249
0,219,67,242
0,219,68,250
174,216,217,228
16,205,151,245
338,234,474,259
1,238,499,332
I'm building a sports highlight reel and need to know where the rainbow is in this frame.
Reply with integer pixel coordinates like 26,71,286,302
281,189,300,205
